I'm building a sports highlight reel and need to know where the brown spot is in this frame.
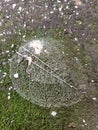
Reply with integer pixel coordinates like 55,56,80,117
68,122,76,128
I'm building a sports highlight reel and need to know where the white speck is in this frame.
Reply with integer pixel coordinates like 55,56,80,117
3,72,7,78
17,11,21,14
51,111,57,116
82,33,85,36
74,37,78,41
18,7,22,11
77,48,80,51
6,50,9,53
11,44,14,48
23,35,26,38
82,119,87,125
8,92,10,95
60,12,64,15
76,12,79,15
26,11,29,14
9,86,13,91
12,4,16,9
11,120,14,123
44,49,48,53
92,97,96,101
91,80,94,83
45,4,48,8
66,53,69,56
8,95,11,100
13,73,19,78
66,5,69,9
50,11,54,14
0,33,3,36
44,15,47,19
82,124,85,127
14,87,16,90
59,7,62,12
83,119,86,123
31,19,34,22
23,23,26,27
6,15,10,19
78,21,82,25
43,25,46,29
74,57,79,61
8,59,12,62
57,0,61,3
70,85,74,88
75,5,78,8
53,7,56,11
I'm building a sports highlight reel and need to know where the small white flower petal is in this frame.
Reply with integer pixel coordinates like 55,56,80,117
74,37,78,41
13,73,19,78
51,111,57,116
92,97,96,101
83,119,86,123
8,95,11,100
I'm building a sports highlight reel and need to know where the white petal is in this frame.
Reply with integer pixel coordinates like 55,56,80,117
51,111,57,116
14,73,19,78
